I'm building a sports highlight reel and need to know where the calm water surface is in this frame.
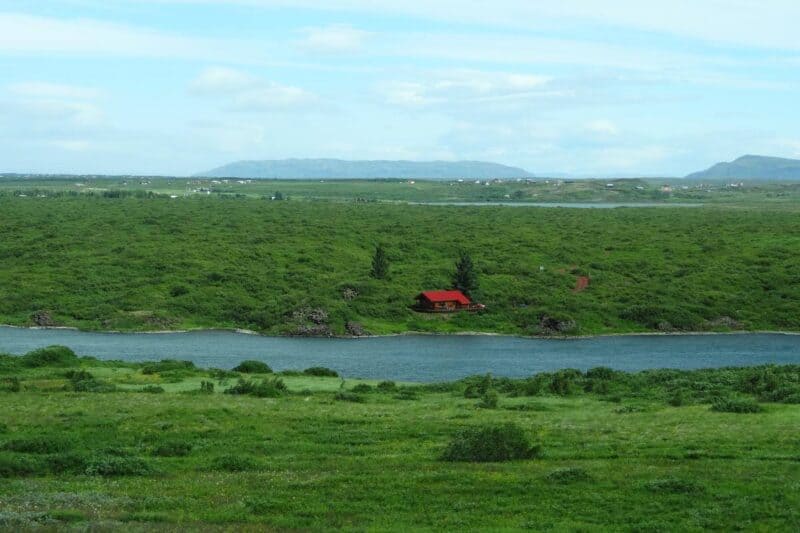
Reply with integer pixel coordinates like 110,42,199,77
1,327,798,381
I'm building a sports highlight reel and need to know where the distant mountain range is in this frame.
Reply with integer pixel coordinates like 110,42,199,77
686,155,800,180
196,159,534,180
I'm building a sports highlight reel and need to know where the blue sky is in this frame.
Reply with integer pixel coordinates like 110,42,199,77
1,1,799,176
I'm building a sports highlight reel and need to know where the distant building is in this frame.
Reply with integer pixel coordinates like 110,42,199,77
414,290,485,313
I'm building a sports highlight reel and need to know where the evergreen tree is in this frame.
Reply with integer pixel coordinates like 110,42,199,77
452,250,478,296
370,244,389,279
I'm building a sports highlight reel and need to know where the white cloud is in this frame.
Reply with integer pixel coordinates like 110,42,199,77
146,0,800,51
8,82,102,100
584,120,620,136
50,139,94,152
189,67,260,94
382,69,552,107
296,24,371,54
190,67,317,111
4,81,105,127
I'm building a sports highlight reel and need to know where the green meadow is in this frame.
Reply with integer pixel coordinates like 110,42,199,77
0,189,799,336
1,346,799,530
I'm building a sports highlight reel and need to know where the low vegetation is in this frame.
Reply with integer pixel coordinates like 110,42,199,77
0,192,799,336
1,348,799,529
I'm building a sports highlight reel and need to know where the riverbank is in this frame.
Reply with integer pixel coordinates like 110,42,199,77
3,323,800,340
1,349,799,530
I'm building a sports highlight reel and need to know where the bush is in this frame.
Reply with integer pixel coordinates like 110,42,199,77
232,360,272,374
711,397,763,413
303,367,339,377
477,389,499,409
376,380,397,392
210,454,258,472
3,436,72,454
69,375,117,393
169,285,189,297
46,452,89,474
0,454,44,477
199,380,215,394
334,391,365,403
141,360,196,375
85,456,153,476
350,383,373,393
668,389,686,407
152,442,192,457
441,423,541,462
21,346,78,368
549,369,581,396
393,388,419,400
140,385,165,394
546,467,592,484
463,374,493,398
2,377,21,393
224,378,286,398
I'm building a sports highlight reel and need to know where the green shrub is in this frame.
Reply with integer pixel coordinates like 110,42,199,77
85,456,153,476
224,378,286,398
64,369,93,381
549,369,581,396
0,454,44,477
463,374,493,398
334,391,364,403
169,285,189,297
0,354,21,373
70,377,117,393
45,452,89,474
441,423,541,462
303,367,339,377
668,389,686,407
152,442,192,457
141,360,196,375
232,360,272,374
2,377,21,393
711,397,763,413
140,385,165,394
477,389,499,409
199,380,215,394
376,380,397,392
394,388,419,400
21,346,78,368
3,436,72,454
350,383,373,393
546,467,592,483
210,454,258,472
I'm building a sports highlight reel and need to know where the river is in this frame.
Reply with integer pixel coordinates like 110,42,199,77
1,327,799,381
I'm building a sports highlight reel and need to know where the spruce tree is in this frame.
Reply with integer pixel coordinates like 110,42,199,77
370,244,389,279
452,250,478,296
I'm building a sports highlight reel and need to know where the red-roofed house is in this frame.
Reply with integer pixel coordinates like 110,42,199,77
414,290,484,312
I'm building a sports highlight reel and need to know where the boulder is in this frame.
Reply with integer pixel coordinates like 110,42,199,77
31,310,56,327
345,321,368,337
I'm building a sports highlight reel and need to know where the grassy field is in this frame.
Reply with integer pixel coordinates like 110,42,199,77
1,347,799,530
3,175,800,205
1,191,799,336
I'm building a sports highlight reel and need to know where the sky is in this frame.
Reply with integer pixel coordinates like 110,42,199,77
1,1,799,177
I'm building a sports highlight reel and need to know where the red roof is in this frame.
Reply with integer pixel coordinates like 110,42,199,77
418,290,471,305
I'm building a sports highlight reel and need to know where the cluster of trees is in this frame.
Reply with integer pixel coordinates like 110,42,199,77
371,245,478,296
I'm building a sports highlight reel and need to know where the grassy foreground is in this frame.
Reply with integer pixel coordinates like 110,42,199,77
1,347,800,530
1,194,800,336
